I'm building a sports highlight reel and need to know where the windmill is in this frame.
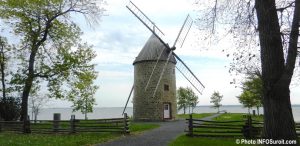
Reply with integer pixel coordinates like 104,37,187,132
122,1,205,121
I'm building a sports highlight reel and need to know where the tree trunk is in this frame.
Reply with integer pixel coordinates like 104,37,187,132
21,76,33,133
0,43,6,100
263,84,297,141
20,47,38,133
183,106,186,114
257,106,260,115
255,0,298,143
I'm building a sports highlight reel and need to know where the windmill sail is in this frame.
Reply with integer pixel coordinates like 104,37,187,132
152,49,174,97
151,15,194,97
173,52,205,94
172,15,193,48
122,85,134,115
126,1,167,47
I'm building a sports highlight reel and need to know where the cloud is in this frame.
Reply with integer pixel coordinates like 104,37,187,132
64,0,300,107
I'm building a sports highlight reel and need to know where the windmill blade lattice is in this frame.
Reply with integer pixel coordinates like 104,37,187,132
126,1,166,46
152,49,174,97
173,52,205,94
152,15,194,97
172,15,193,48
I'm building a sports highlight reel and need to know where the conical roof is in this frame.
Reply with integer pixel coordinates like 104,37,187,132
133,34,177,65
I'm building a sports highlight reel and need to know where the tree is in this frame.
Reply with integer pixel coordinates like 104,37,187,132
70,71,98,120
177,87,188,114
0,0,105,133
0,36,9,100
241,75,263,115
210,91,222,113
237,90,256,114
177,87,199,114
196,0,299,141
29,89,49,123
0,36,21,121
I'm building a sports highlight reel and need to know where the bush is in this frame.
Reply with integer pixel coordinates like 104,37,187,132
0,97,21,121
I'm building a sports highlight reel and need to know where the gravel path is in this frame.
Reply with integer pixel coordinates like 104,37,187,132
97,113,222,146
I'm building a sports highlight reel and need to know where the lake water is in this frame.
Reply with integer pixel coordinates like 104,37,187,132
32,105,300,122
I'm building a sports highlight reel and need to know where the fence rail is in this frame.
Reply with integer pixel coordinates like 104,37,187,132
186,114,300,138
186,114,279,138
0,113,130,134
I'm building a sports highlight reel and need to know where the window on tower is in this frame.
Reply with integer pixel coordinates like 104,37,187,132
164,84,169,91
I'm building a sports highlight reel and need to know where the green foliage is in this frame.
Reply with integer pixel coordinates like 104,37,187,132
0,36,15,98
210,91,223,112
237,75,262,113
177,87,199,114
0,97,21,121
237,91,256,112
69,68,99,119
0,0,105,123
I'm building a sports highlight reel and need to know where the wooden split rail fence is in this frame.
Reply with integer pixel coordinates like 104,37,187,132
0,113,130,134
186,114,300,138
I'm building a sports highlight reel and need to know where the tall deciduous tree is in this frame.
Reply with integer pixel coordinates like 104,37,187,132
0,0,105,133
256,0,299,141
0,36,21,121
29,85,49,123
177,87,198,114
0,36,9,100
196,0,299,141
210,91,223,113
70,71,98,120
241,74,263,115
237,90,256,114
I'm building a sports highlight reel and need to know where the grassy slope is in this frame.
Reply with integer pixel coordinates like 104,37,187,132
169,113,263,146
0,122,159,146
177,113,215,119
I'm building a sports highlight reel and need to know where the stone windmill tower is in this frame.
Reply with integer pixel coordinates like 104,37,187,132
133,34,177,121
122,1,205,121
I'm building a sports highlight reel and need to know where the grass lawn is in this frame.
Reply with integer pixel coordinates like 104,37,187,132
169,113,263,146
0,122,159,146
169,135,259,146
214,113,263,122
177,113,215,119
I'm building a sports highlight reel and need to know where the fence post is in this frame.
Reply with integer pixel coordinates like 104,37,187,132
70,115,76,134
0,117,2,132
124,113,129,134
188,114,193,136
53,113,61,133
242,115,253,139
23,115,31,133
248,115,253,138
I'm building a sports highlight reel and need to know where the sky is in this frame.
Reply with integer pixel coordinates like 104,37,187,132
49,0,300,107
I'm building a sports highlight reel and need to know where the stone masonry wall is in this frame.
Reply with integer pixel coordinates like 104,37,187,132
133,61,177,121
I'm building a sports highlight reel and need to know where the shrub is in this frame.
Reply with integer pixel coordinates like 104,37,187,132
0,97,21,121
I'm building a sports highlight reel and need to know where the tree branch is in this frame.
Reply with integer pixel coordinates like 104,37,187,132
277,2,295,12
285,0,300,78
